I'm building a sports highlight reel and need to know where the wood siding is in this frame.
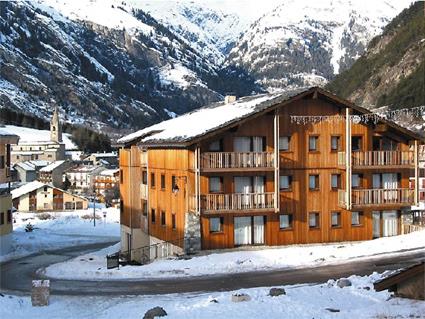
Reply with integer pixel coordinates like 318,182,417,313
120,92,420,251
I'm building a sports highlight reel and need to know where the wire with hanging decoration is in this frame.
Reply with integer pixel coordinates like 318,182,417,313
290,105,425,125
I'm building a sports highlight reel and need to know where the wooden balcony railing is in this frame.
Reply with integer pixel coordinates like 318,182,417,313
338,151,414,167
339,188,414,208
201,192,275,211
201,152,274,170
401,223,425,235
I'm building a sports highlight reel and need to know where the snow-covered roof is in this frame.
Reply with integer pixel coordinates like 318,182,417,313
14,160,51,171
87,152,117,158
0,127,20,143
119,86,424,146
39,160,66,172
119,88,307,145
11,181,45,199
3,125,77,150
11,180,88,201
99,169,119,176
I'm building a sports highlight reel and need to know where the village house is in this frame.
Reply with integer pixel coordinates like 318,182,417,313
10,106,67,163
0,128,19,255
118,87,424,263
11,181,88,212
38,160,70,188
65,164,106,195
13,160,50,183
84,152,118,168
93,168,119,196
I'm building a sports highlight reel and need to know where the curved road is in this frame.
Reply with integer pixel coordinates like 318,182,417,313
1,243,424,296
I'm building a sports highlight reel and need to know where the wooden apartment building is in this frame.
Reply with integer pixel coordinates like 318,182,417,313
118,87,424,262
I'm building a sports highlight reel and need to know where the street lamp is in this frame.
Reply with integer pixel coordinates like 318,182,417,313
93,186,96,227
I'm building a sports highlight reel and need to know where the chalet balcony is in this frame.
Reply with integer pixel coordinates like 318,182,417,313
338,151,415,168
201,152,274,172
201,192,275,212
338,188,415,208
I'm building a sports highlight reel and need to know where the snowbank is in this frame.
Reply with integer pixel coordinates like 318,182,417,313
0,208,120,263
1,273,424,319
44,230,425,280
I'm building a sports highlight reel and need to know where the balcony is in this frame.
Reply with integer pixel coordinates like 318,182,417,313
338,188,414,208
201,152,274,172
338,151,414,169
201,192,275,212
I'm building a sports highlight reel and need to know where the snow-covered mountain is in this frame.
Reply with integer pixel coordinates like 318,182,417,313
0,0,414,133
0,0,258,131
227,0,413,90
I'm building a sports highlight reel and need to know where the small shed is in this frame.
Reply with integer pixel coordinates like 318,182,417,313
374,262,424,300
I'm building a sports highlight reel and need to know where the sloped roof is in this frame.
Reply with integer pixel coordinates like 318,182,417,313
118,87,424,146
118,88,307,145
39,160,66,172
0,127,20,144
11,180,88,201
11,181,45,199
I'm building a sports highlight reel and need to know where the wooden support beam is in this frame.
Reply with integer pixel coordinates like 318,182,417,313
274,110,280,213
414,140,419,206
345,108,352,210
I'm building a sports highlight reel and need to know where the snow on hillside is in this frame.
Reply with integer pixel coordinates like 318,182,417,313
32,0,154,35
4,125,77,150
228,0,414,90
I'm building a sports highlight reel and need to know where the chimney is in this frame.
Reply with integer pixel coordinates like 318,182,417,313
224,94,237,104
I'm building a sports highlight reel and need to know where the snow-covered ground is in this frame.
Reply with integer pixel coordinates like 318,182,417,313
1,273,424,319
43,230,425,280
0,208,120,263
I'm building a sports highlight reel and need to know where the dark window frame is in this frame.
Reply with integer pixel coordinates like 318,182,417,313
279,214,293,230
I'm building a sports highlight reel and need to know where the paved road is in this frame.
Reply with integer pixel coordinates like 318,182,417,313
1,243,424,296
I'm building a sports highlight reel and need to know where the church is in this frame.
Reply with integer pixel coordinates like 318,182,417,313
10,106,66,163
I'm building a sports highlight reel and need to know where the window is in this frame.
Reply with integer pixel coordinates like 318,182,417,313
280,175,292,190
7,210,12,223
352,174,362,188
331,174,341,189
279,214,293,229
171,175,176,190
161,211,166,226
309,136,319,151
209,139,222,151
142,201,148,216
309,212,320,228
351,211,363,226
150,173,155,188
331,212,341,227
44,186,48,192
352,136,363,151
0,156,4,169
209,177,222,193
279,136,291,151
151,209,156,223
0,212,4,225
142,171,148,184
309,175,319,190
331,136,341,151
160,174,165,190
44,203,48,209
209,217,223,233
172,214,176,230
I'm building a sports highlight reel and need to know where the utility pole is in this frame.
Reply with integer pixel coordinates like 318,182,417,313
93,186,96,227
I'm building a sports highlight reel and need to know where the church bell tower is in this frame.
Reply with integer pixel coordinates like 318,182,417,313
50,105,62,143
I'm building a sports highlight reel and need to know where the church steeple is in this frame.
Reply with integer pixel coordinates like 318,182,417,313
50,105,62,143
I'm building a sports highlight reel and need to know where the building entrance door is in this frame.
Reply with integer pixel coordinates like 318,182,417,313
234,216,265,246
382,210,398,237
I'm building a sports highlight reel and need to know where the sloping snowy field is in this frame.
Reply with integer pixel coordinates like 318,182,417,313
1,273,424,319
43,230,425,280
0,208,120,263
